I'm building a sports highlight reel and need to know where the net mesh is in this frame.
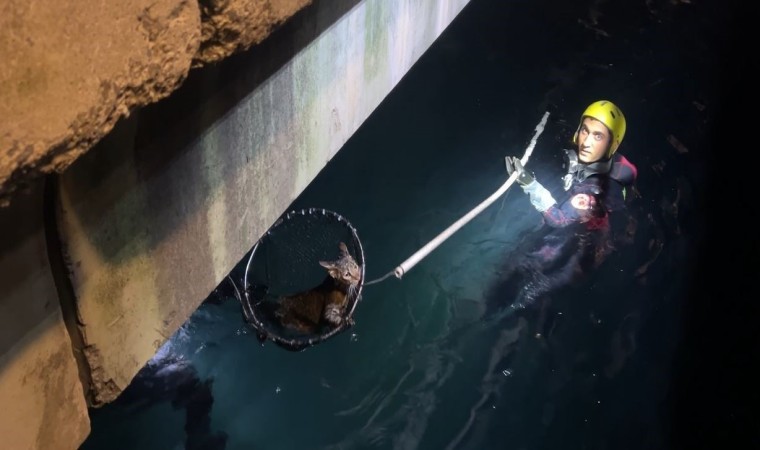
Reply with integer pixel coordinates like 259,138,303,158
240,208,365,351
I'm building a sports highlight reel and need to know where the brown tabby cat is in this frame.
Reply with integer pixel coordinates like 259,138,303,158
273,242,362,334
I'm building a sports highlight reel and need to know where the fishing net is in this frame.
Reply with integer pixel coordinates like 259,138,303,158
238,208,365,351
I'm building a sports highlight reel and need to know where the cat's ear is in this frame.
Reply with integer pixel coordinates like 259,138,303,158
320,261,340,279
339,242,349,255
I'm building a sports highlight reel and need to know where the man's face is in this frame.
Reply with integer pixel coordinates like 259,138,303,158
576,117,611,163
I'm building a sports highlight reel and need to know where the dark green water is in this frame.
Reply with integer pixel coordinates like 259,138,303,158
81,0,754,449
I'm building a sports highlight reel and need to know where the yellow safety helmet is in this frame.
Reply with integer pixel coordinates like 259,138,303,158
573,100,626,158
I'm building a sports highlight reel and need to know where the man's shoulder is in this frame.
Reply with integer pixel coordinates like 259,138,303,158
610,153,638,186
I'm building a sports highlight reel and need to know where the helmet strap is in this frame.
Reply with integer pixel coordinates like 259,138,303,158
605,141,617,159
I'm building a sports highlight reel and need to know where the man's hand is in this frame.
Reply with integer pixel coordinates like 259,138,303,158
504,156,535,186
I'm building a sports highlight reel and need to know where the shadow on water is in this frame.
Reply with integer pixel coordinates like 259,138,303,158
82,0,757,448
81,350,228,450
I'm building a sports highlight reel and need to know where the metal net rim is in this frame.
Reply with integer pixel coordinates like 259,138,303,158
241,208,365,351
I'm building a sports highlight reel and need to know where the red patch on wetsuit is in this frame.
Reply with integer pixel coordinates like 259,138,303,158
586,215,609,230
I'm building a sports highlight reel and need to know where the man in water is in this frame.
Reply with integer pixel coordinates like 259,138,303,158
493,100,638,333
506,99,637,231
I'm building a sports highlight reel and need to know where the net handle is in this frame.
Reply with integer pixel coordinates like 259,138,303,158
392,111,550,279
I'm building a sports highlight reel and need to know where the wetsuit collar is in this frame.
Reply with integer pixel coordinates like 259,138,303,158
563,149,612,190
578,158,613,178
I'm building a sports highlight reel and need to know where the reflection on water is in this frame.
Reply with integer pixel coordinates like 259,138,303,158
81,0,734,448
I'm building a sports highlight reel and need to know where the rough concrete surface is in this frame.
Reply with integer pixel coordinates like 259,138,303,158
56,0,470,406
1,0,313,209
0,0,201,207
0,184,90,450
196,0,313,65
0,1,314,446
0,315,91,450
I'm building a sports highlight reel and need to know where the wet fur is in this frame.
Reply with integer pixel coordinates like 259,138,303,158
275,242,361,334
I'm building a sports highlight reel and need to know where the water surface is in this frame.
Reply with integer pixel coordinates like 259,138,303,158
81,0,746,448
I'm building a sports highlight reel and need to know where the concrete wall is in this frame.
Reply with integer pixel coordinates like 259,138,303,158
0,182,90,450
57,0,472,406
0,0,201,208
0,0,472,447
0,0,312,208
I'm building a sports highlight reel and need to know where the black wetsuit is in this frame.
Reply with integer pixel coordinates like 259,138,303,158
542,152,637,229
489,150,637,314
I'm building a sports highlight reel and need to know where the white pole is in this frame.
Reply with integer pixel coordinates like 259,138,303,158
393,111,550,278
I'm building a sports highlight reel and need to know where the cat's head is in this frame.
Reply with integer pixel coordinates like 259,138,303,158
319,242,362,286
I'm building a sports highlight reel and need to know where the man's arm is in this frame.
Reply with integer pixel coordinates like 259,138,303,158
540,192,598,227
505,156,597,228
